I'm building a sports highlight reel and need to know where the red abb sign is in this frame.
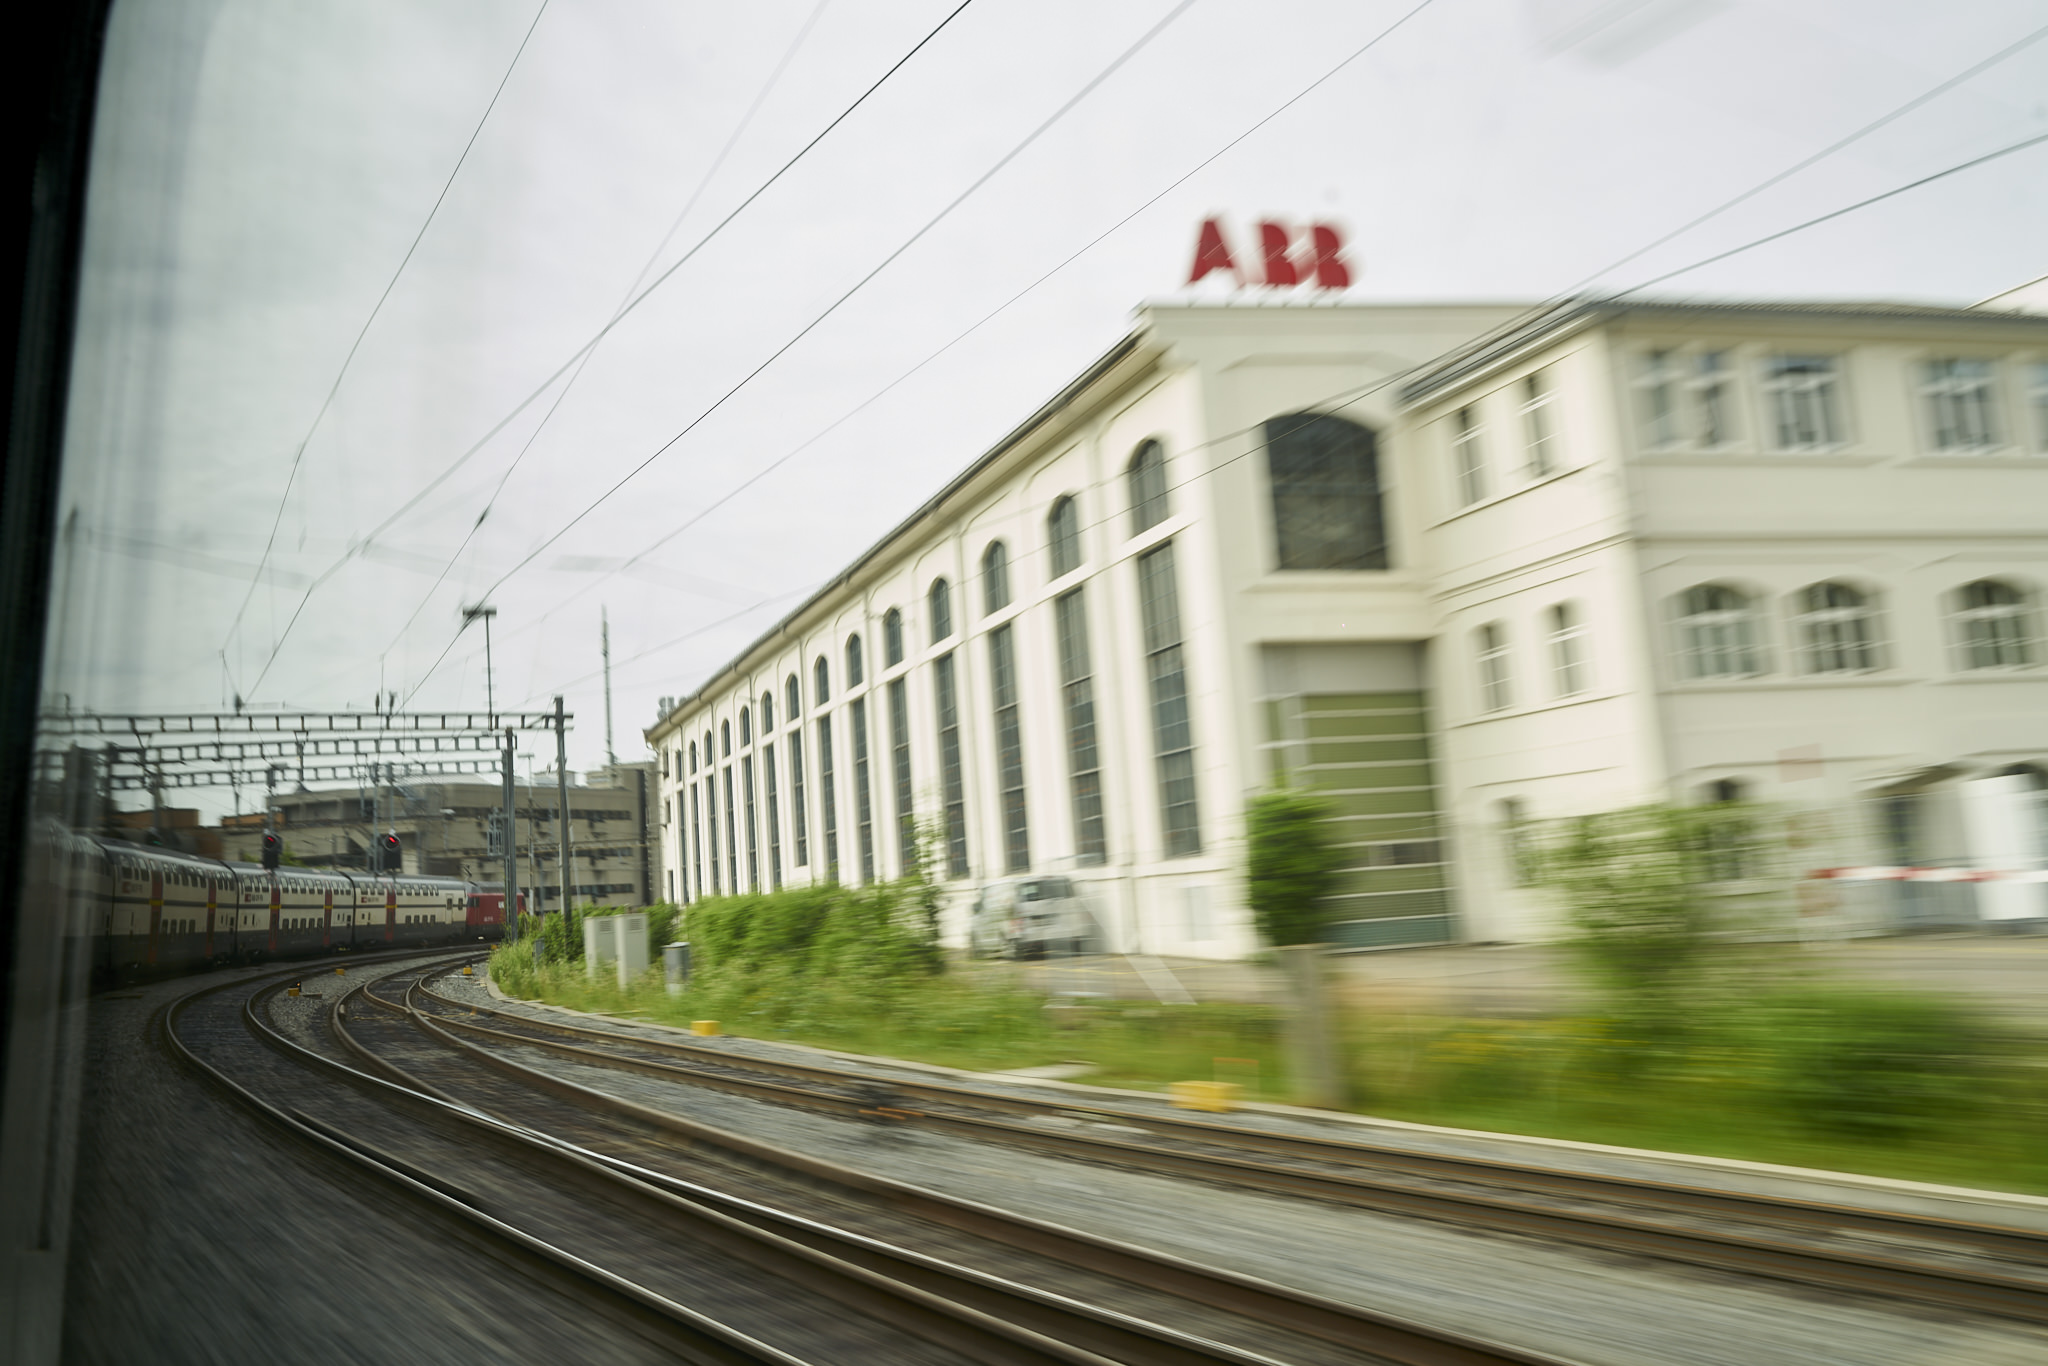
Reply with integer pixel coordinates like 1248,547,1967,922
1187,217,1351,290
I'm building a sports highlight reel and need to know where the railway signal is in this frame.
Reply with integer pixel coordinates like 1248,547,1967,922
379,832,401,872
261,832,281,870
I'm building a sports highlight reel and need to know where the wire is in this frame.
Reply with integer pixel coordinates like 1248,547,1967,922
463,0,1201,610
377,0,834,663
224,0,551,674
243,0,983,701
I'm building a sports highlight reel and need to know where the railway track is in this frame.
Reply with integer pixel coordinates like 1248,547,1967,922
407,974,2048,1329
171,953,1571,1366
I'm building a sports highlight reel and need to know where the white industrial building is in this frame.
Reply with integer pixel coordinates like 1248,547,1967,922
647,297,2048,954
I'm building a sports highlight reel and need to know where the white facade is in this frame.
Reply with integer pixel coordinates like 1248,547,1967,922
649,300,2048,953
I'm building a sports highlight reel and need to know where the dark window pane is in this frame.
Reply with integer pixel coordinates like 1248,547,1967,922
929,578,952,642
989,623,1030,872
1048,496,1081,578
934,653,968,878
1055,588,1106,864
1265,412,1389,570
852,697,874,882
983,541,1010,613
1137,542,1200,856
1128,439,1169,533
889,677,914,872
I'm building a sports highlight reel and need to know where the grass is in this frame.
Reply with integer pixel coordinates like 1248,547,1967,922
491,944,2048,1196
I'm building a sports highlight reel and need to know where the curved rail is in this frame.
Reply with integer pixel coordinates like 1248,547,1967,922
416,977,2048,1327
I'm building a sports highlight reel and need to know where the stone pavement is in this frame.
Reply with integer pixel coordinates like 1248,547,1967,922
960,933,2048,1025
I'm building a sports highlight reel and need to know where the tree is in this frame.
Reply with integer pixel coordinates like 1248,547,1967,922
1245,787,1345,946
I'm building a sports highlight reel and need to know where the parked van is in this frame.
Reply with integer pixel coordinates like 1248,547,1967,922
967,876,1097,958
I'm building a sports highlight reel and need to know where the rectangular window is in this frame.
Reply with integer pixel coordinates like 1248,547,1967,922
1452,405,1486,505
1761,354,1845,450
685,787,700,903
851,698,874,883
933,653,968,878
722,768,738,895
888,677,914,874
1636,349,1679,448
817,717,838,879
1137,543,1200,856
1547,604,1587,697
989,623,1030,872
1054,588,1106,865
763,743,782,889
1520,372,1556,477
1922,358,2001,453
788,731,808,866
742,756,759,892
1477,622,1513,712
1689,350,1735,446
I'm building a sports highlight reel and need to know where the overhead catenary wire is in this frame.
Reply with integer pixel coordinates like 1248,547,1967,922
521,124,2048,711
243,0,983,700
377,0,836,663
224,0,552,684
505,2,2039,642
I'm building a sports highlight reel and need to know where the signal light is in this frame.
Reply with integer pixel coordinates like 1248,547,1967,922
379,832,401,873
261,832,282,871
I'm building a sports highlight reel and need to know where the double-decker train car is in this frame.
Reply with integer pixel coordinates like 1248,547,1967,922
80,830,512,982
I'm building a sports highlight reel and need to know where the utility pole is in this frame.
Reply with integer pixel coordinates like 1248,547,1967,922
463,603,498,726
500,729,520,936
602,607,616,767
555,695,572,946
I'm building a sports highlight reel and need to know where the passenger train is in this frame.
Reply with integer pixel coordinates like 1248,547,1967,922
54,829,516,982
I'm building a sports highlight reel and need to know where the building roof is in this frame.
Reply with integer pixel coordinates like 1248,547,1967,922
646,327,1155,739
1396,296,2048,406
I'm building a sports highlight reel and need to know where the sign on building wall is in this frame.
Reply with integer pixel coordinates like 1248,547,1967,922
1187,217,1352,290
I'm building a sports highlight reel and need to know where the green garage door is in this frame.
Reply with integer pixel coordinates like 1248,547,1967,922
1264,690,1455,949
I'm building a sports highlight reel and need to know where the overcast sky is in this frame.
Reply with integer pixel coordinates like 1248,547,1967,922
50,0,2048,808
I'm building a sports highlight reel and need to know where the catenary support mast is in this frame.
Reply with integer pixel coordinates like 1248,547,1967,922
555,695,570,939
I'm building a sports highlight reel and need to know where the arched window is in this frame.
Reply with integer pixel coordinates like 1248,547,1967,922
1546,602,1588,696
1675,584,1765,679
1047,496,1081,578
882,609,904,667
928,579,952,642
688,741,697,773
1952,579,2037,670
760,692,774,732
846,633,864,686
1475,622,1512,712
786,674,801,721
1792,582,1880,674
720,721,731,757
703,731,713,764
1128,439,1168,533
982,541,1010,613
1264,412,1389,570
739,706,752,745
813,656,830,704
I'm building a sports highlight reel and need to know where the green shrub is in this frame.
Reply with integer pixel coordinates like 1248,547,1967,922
1245,787,1345,946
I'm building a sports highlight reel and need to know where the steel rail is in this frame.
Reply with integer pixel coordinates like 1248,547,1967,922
160,960,811,1366
413,981,2048,1326
321,962,1376,1366
371,963,1582,1366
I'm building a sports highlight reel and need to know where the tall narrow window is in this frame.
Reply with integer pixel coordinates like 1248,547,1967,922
846,634,864,686
705,775,720,893
1055,587,1106,864
721,720,731,757
1520,372,1557,477
1761,354,1844,450
1689,350,1735,446
1952,579,2036,670
1452,406,1486,506
988,623,1030,872
814,655,830,705
933,653,967,878
786,673,800,721
1676,584,1766,678
739,706,751,746
1547,602,1588,696
1137,542,1200,856
763,742,782,888
688,740,697,773
788,728,808,867
928,578,952,642
1128,439,1169,533
888,677,914,873
1637,349,1679,448
1793,582,1879,674
741,755,759,891
817,715,838,877
1265,412,1388,570
982,541,1010,613
1048,496,1081,579
1476,622,1512,712
760,691,774,732
689,784,703,899
851,697,874,882
1922,358,2001,453
723,767,739,895
883,610,904,668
